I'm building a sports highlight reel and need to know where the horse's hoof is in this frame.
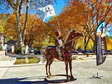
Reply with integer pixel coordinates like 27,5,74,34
44,78,48,81
73,78,77,80
47,75,52,79
47,76,50,78
75,78,77,80
64,79,69,82
70,77,77,81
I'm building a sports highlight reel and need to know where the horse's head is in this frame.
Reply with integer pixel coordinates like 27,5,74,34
67,30,83,41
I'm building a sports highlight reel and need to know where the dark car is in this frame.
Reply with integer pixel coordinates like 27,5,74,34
29,48,34,53
79,50,95,54
105,50,112,54
29,48,41,55
34,50,41,55
71,50,79,54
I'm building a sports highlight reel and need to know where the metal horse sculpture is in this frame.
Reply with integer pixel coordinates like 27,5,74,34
45,30,83,81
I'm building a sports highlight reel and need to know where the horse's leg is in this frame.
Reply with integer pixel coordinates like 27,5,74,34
48,60,53,76
45,60,49,77
65,61,69,81
69,60,75,80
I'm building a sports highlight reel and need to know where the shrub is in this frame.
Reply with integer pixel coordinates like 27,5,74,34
15,57,40,64
15,47,21,54
0,46,3,51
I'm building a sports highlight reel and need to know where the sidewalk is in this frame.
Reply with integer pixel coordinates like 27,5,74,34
0,60,16,78
0,55,112,84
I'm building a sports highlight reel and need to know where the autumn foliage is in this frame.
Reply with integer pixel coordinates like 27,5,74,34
48,0,112,49
5,14,46,47
1,0,112,50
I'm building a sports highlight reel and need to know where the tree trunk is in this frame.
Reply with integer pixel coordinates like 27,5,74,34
15,0,24,54
23,0,29,54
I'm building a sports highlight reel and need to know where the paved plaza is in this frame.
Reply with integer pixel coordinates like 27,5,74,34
0,55,112,84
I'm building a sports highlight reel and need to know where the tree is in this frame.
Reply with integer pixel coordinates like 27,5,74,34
0,0,56,53
5,14,45,48
0,14,10,49
49,0,112,50
0,0,29,53
76,0,112,49
24,15,46,47
47,2,88,45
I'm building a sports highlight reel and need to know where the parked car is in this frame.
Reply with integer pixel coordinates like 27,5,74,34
71,50,79,54
78,50,95,54
105,50,112,54
29,48,34,53
34,50,41,55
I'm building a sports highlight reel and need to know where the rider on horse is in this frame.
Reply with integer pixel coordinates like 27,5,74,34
55,29,64,59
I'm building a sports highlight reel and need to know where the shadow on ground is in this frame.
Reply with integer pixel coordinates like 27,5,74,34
0,76,75,84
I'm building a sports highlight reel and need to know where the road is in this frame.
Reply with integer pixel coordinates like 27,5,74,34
0,55,112,84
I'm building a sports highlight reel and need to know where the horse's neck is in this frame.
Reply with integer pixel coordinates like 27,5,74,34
65,38,73,46
67,37,73,43
65,31,71,43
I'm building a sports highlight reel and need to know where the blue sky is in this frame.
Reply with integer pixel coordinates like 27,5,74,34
54,0,69,15
43,0,69,22
1,0,112,37
0,2,13,14
97,21,112,37
0,0,69,19
0,0,69,22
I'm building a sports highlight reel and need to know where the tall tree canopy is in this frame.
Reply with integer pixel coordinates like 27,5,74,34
48,0,112,49
5,14,45,47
